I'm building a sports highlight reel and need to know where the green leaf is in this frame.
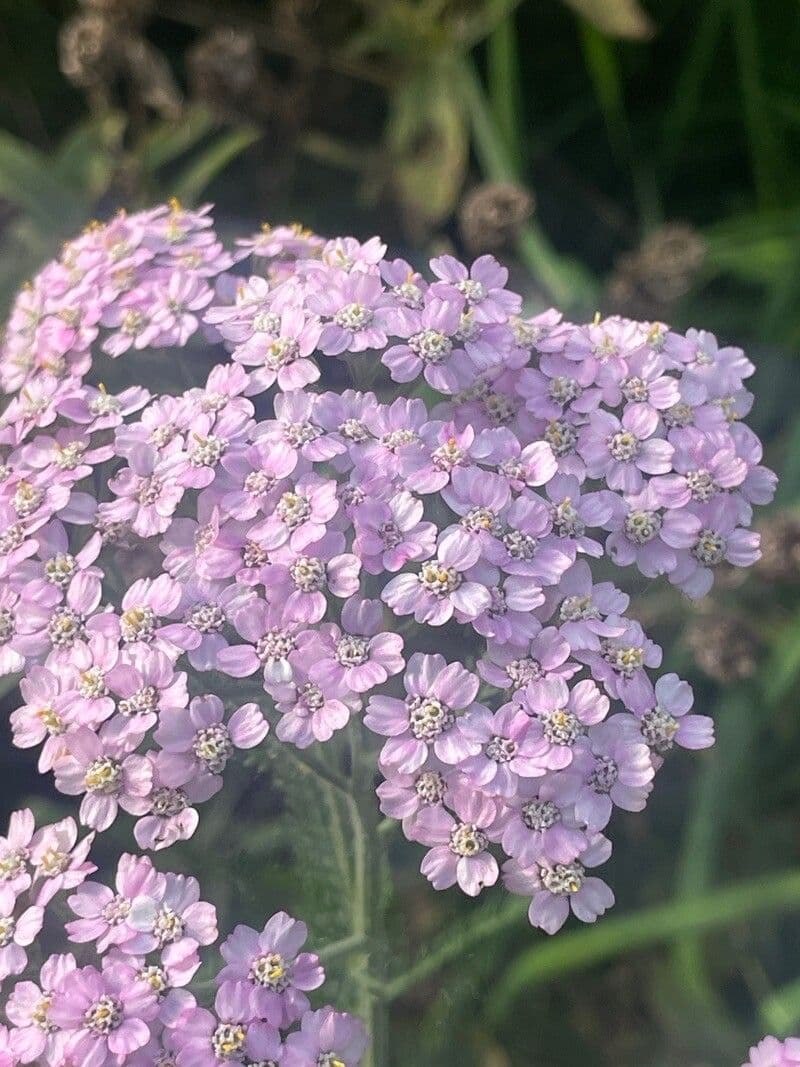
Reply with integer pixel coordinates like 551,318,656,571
485,869,800,1022
670,690,755,1023
136,107,216,173
382,899,526,1000
560,0,655,40
53,113,126,198
170,126,261,204
487,11,524,175
731,0,782,208
579,23,661,226
763,604,800,707
0,132,87,229
457,57,599,310
775,415,800,506
761,975,800,1036
660,0,726,173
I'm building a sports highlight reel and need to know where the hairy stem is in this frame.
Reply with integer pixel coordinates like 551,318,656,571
347,724,391,1067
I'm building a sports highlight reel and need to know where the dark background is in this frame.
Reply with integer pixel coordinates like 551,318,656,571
2,2,800,1064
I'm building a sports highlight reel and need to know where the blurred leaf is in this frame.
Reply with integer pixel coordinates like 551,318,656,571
659,0,726,174
487,11,524,174
560,0,655,40
775,416,800,505
136,106,216,172
670,691,755,1026
53,112,126,197
383,899,525,1000
731,0,782,208
458,57,599,309
761,975,800,1036
703,210,800,285
580,22,661,226
386,68,469,235
170,126,261,204
763,604,800,707
0,131,87,229
486,869,800,1023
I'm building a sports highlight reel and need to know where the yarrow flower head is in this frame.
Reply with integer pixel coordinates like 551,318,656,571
0,198,774,997
0,809,365,1067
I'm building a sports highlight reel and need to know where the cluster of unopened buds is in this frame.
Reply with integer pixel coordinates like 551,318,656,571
0,808,364,1065
0,196,776,1060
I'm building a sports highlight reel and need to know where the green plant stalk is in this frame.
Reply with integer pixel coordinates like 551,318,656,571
457,57,599,311
347,725,390,1067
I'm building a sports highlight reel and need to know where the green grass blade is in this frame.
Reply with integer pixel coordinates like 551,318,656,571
670,690,755,1022
486,869,800,1022
457,57,599,310
171,126,261,204
660,0,726,176
136,106,216,172
579,22,661,228
731,0,782,208
762,604,800,707
0,131,87,229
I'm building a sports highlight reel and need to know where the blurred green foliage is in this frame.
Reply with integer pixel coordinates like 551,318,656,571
3,1,800,1065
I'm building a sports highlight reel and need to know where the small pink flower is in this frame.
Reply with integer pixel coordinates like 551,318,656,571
217,911,324,1027
54,726,153,831
0,888,43,981
418,786,501,897
153,695,268,791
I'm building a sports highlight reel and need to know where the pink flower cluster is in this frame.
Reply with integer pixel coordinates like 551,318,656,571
0,202,775,946
0,808,365,1066
743,1037,800,1066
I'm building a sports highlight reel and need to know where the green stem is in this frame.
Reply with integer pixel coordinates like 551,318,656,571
383,901,524,1000
318,933,369,961
457,56,598,311
277,737,351,794
487,12,524,175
